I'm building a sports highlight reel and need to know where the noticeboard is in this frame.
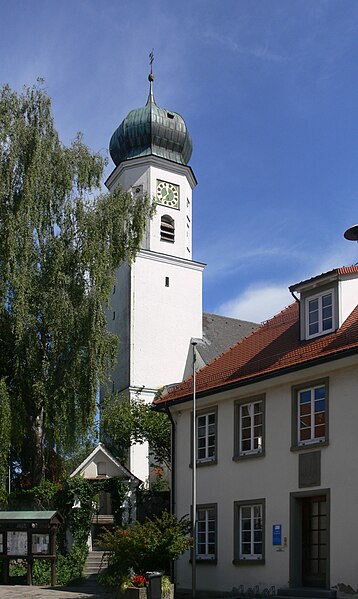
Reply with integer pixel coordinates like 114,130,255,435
272,524,282,546
31,534,50,554
7,531,28,555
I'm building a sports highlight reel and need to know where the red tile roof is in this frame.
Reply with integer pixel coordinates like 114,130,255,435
154,301,358,407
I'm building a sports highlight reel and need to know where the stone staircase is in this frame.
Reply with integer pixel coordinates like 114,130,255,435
83,550,109,578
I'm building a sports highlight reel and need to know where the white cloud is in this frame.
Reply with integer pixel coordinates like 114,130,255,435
217,283,293,324
201,29,288,63
215,241,358,324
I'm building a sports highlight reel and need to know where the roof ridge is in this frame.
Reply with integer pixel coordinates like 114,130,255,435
203,311,258,325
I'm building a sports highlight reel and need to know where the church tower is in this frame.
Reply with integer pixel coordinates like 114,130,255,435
105,70,204,482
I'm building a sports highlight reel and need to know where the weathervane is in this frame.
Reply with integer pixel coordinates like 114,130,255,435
149,49,154,81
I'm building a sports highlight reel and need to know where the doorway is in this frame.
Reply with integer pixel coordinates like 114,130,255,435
302,496,327,587
290,490,330,589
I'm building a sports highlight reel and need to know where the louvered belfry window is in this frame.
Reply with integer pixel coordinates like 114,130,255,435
160,215,175,242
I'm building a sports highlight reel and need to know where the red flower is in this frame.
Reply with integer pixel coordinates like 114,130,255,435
132,575,147,588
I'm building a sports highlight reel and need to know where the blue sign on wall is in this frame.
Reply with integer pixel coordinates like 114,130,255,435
272,524,282,546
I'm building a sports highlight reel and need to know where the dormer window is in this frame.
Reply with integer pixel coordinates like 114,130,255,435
290,266,358,341
306,290,334,338
160,215,175,243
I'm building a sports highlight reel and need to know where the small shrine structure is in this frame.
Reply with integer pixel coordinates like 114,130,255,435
70,443,140,550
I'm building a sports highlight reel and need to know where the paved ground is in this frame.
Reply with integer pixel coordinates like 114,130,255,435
0,583,233,599
0,581,115,598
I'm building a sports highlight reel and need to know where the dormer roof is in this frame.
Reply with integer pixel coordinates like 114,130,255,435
289,265,358,293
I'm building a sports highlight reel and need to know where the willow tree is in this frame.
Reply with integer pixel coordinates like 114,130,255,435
0,82,153,487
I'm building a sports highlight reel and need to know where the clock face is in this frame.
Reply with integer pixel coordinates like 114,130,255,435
156,180,179,209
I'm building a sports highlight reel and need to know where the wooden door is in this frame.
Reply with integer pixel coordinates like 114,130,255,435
302,496,327,587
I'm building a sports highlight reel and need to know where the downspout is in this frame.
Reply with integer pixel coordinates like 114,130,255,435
290,289,299,302
164,405,175,517
165,405,176,586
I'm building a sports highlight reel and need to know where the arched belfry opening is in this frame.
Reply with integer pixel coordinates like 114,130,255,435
160,214,175,242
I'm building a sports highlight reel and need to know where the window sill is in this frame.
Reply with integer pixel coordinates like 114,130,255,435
189,458,217,468
233,451,265,462
190,558,217,565
233,558,265,566
305,328,335,340
291,440,328,452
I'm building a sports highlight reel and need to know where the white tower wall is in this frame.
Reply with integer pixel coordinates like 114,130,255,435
105,154,204,482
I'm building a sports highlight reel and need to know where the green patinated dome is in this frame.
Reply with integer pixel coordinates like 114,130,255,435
109,78,193,167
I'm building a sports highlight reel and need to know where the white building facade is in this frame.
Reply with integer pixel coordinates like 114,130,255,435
154,267,358,597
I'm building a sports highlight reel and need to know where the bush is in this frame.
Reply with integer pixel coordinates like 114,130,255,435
99,511,191,587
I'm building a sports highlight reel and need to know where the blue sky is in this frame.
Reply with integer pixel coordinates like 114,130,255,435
1,0,358,323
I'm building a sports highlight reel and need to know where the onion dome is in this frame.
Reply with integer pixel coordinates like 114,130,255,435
109,75,193,167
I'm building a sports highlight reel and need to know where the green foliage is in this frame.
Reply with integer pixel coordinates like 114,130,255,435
99,511,191,587
2,547,88,586
0,81,154,485
2,474,128,585
0,378,10,496
101,393,171,466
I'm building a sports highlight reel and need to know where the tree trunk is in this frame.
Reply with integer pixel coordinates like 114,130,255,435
30,406,45,486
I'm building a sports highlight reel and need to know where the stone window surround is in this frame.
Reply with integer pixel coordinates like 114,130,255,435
233,394,266,461
291,377,329,452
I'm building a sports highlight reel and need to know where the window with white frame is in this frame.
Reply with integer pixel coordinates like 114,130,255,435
234,500,265,562
235,397,264,457
306,290,334,338
296,383,327,446
196,504,217,561
196,410,216,463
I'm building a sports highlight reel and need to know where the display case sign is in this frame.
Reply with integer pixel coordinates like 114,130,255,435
32,534,50,554
272,524,282,546
7,531,28,555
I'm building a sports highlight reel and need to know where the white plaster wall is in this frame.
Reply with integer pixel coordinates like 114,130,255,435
339,277,358,326
130,253,203,389
105,262,131,393
147,165,193,259
130,436,150,485
106,158,195,259
80,453,126,478
172,357,358,594
105,156,201,482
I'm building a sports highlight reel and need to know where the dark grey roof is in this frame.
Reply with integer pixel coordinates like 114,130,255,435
199,312,258,365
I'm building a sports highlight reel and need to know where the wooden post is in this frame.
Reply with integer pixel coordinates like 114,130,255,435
50,525,57,586
51,558,57,586
27,559,33,585
3,558,9,584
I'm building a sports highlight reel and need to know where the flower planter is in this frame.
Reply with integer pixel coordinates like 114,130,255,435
163,583,174,599
116,583,174,599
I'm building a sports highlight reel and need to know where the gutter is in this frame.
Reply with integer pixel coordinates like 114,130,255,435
164,405,176,518
164,405,176,586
